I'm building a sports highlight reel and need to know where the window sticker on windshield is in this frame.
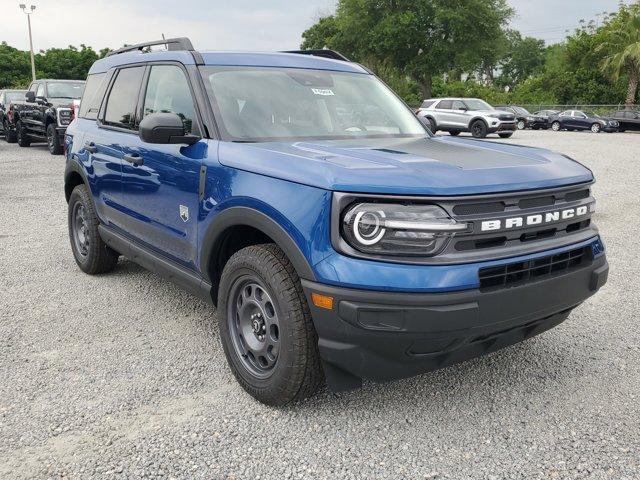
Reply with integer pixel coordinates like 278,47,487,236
311,88,335,96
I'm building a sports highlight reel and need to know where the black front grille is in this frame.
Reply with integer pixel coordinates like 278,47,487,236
479,246,591,290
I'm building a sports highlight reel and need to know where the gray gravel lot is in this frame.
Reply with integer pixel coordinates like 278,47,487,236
0,130,638,479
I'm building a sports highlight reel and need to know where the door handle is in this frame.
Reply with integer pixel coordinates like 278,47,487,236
84,142,97,153
123,153,144,166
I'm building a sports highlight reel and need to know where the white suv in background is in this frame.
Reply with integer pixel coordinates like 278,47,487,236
416,98,517,139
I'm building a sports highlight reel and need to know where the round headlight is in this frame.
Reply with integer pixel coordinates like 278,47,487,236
353,210,386,245
341,203,468,257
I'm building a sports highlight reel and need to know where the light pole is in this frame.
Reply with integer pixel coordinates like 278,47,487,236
19,4,37,82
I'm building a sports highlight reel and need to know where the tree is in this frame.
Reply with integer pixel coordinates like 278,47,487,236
301,0,513,98
597,5,640,106
0,42,32,88
496,30,546,90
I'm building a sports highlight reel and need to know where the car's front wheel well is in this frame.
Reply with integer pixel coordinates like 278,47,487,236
209,225,274,302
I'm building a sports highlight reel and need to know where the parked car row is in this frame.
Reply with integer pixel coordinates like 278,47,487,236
0,79,85,154
499,105,640,134
415,98,639,137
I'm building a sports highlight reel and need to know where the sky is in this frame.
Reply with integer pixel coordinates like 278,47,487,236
0,0,634,53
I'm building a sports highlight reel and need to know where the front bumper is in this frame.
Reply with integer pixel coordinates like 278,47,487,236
303,249,608,391
487,121,517,133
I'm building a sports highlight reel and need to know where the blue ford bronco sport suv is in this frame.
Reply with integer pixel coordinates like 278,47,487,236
64,38,608,405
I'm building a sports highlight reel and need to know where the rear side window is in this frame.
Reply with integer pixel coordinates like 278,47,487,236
420,100,435,108
437,100,453,109
79,73,108,120
142,65,196,134
103,67,145,130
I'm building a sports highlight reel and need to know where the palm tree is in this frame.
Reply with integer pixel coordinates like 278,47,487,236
597,7,640,107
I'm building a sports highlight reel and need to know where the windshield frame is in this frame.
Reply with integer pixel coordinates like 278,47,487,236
199,65,429,143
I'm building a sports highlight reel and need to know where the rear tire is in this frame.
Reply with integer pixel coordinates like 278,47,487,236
68,184,119,274
47,123,63,155
16,121,30,147
498,132,514,138
449,131,460,136
218,244,324,406
470,120,488,138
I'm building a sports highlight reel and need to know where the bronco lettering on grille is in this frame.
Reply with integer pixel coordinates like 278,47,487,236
481,205,589,232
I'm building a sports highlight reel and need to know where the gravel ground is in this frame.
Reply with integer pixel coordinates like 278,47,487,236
0,130,638,479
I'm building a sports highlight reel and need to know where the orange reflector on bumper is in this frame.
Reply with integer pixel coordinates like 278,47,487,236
311,293,334,310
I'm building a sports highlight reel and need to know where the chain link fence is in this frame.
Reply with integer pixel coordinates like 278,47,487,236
518,104,639,115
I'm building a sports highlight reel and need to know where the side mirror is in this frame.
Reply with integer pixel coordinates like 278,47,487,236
25,91,35,103
458,107,468,111
139,112,200,145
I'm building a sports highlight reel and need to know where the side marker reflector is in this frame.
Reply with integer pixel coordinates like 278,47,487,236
311,293,334,310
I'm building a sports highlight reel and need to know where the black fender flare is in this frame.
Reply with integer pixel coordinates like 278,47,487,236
200,206,316,285
469,116,489,129
64,159,89,202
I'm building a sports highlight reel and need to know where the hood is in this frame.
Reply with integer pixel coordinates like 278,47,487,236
48,98,77,108
218,136,593,196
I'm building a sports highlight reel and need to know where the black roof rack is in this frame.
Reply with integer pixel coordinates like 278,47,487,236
283,49,351,62
106,37,194,57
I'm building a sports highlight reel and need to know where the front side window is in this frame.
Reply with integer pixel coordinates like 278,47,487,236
36,83,45,98
143,65,196,134
103,67,145,130
452,100,466,110
201,66,426,142
46,82,84,99
463,99,493,111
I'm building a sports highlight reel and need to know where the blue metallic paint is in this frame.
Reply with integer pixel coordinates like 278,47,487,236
67,50,600,296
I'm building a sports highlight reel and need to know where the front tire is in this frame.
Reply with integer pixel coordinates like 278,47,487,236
449,131,460,136
47,123,63,155
68,185,119,274
218,244,323,406
551,121,561,132
498,132,514,138
517,120,526,130
3,120,17,143
426,117,437,133
591,123,602,133
16,121,30,147
470,120,488,138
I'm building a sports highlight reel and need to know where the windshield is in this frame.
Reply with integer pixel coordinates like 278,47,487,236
201,67,426,141
46,82,84,99
464,99,493,111
5,92,25,103
513,106,530,115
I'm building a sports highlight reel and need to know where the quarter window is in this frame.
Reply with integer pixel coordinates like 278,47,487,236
103,67,145,130
79,73,108,120
142,65,196,134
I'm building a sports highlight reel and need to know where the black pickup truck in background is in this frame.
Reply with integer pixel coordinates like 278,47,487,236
10,79,84,154
0,89,27,143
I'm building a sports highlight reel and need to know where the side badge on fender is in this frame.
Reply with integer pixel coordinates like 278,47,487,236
179,205,189,222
